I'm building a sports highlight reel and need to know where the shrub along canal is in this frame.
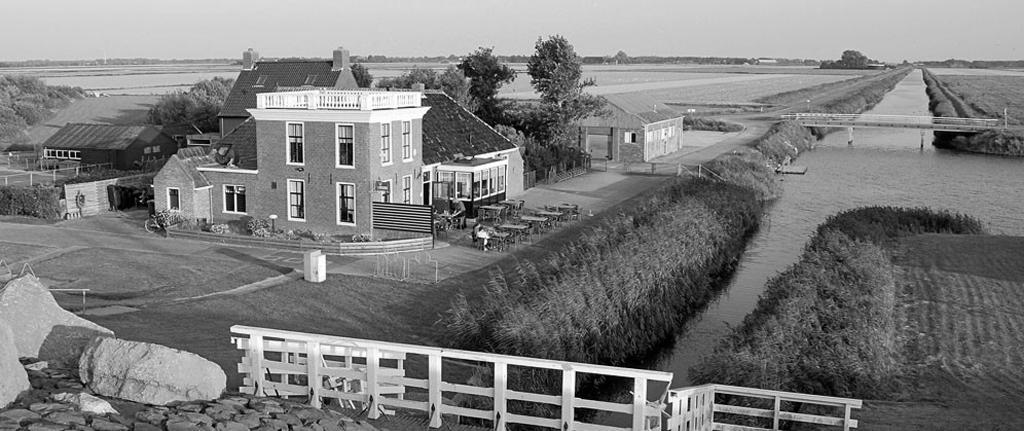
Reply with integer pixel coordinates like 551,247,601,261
663,68,1024,385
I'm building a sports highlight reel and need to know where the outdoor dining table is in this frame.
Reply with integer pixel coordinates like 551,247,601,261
490,231,511,251
478,205,506,223
498,223,530,243
519,215,549,233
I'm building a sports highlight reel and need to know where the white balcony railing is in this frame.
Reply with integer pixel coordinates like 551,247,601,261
255,89,422,111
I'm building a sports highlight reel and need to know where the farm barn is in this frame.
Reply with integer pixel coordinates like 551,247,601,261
577,93,685,162
40,123,178,170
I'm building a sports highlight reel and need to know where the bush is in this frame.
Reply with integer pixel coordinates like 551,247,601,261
245,216,271,235
685,116,744,133
209,223,229,234
443,177,765,366
689,206,985,398
0,185,61,219
0,75,84,149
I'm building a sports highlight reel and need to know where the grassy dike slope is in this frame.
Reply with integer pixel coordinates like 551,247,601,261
689,207,985,399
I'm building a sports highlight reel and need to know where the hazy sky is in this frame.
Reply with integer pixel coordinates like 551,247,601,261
5,0,1023,62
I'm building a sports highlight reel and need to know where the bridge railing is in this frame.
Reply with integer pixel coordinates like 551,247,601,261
665,384,862,431
230,325,673,431
781,113,1000,128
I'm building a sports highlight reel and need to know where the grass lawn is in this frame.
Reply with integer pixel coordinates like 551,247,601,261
858,234,1024,430
0,241,58,265
934,74,1024,125
34,246,290,307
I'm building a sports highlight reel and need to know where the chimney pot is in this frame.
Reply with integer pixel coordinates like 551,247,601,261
332,47,350,71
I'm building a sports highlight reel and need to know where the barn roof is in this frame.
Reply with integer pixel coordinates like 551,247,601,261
421,91,516,165
41,123,164,150
602,93,681,124
219,60,359,118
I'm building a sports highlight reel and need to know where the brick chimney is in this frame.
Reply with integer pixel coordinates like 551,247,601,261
332,47,350,71
242,48,259,70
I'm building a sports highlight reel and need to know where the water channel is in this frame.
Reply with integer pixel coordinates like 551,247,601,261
662,68,1024,386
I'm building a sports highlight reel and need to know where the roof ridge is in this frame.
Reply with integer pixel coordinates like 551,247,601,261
434,92,516,148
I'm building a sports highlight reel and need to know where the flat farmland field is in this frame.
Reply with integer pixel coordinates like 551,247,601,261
860,234,1024,430
934,74,1024,124
926,67,1024,76
638,74,854,104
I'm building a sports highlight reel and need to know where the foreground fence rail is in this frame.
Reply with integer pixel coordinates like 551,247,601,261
230,326,862,431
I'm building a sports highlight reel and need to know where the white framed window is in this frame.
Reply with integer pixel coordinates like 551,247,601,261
402,175,412,204
287,122,304,165
380,123,392,165
152,145,161,153
144,146,152,154
336,124,354,168
337,182,356,225
223,185,247,214
43,149,81,160
287,179,305,221
625,131,637,143
497,165,506,192
167,187,180,211
455,173,470,198
401,121,412,161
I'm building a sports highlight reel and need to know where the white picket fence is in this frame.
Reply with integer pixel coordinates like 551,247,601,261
230,326,862,431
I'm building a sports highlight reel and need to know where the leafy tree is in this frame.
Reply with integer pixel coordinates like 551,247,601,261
526,35,606,144
820,50,874,70
351,63,373,88
457,47,515,123
613,50,630,64
147,77,233,133
0,75,83,149
375,66,474,109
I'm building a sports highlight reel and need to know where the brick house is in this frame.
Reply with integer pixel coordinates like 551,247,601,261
577,93,685,162
154,88,523,236
40,123,178,170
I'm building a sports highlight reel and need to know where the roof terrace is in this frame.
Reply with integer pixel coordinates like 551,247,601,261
255,89,422,111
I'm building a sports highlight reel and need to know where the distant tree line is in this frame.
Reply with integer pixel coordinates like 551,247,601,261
920,59,1024,69
820,50,880,69
0,75,84,149
0,58,237,68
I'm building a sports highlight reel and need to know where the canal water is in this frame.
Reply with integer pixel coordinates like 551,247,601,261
662,68,1024,386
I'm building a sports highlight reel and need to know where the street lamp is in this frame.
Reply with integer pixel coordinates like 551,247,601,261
806,99,811,112
269,214,277,232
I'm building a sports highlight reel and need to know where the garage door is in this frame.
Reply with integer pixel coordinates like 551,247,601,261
587,134,611,159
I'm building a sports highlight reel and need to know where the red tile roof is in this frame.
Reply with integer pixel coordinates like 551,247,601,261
219,61,358,118
421,92,517,165
41,123,164,150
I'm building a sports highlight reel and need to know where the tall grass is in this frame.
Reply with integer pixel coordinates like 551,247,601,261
922,68,1024,157
444,177,764,367
689,206,985,399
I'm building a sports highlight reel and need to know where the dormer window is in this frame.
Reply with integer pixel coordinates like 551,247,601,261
304,75,317,85
255,75,268,86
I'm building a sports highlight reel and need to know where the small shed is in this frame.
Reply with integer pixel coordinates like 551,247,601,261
577,93,685,162
40,123,178,170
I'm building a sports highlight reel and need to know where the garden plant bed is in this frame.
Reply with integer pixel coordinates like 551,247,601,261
166,227,434,255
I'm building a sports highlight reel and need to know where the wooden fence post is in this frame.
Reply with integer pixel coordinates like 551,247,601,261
562,368,575,431
494,362,507,431
631,377,647,431
428,353,442,428
251,335,265,396
366,346,381,419
306,341,322,408
772,395,780,430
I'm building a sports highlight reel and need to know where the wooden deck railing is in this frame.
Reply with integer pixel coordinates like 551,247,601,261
230,326,673,431
230,326,862,431
665,384,861,431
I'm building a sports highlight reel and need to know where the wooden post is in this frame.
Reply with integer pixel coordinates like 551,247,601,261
251,335,265,396
772,395,780,430
847,127,854,145
493,362,507,431
843,404,852,431
428,353,442,428
366,347,381,419
631,377,647,431
306,341,322,408
562,368,575,431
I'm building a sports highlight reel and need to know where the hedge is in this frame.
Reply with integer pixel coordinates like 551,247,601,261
0,185,61,219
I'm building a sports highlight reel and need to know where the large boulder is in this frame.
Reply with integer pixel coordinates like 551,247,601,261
0,275,113,366
79,337,226,405
0,319,30,408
